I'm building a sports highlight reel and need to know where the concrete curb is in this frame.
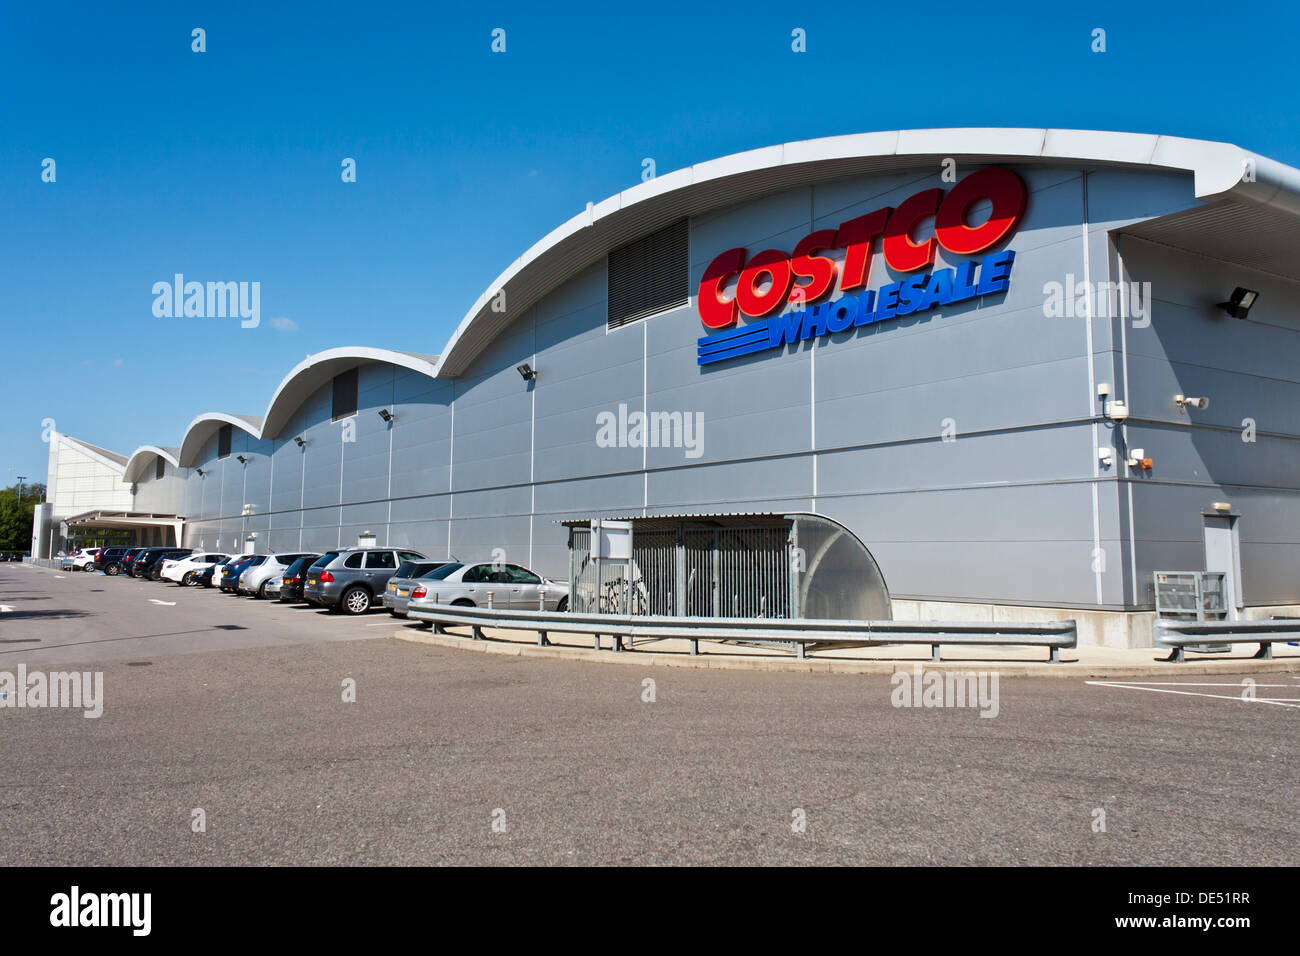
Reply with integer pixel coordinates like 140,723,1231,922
393,629,1300,679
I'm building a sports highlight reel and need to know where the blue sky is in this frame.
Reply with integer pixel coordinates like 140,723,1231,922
3,0,1298,487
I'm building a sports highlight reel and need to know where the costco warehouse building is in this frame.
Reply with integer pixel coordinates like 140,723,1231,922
39,128,1300,647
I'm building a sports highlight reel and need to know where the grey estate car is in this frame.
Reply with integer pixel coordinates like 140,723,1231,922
302,547,427,614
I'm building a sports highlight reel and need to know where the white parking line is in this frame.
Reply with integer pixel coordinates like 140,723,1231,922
1086,680,1300,709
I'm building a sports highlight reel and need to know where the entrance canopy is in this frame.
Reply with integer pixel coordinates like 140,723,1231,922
62,510,186,547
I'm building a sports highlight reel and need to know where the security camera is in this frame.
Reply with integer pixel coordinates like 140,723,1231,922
1174,394,1209,410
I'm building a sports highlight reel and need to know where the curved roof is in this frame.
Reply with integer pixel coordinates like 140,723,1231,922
433,127,1300,376
122,445,180,483
177,413,264,468
260,347,440,438
125,129,1300,469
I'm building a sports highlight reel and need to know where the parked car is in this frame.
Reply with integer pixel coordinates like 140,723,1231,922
160,552,230,585
117,547,149,576
129,547,173,578
264,574,284,600
383,560,458,617
132,547,191,579
218,555,261,592
405,562,569,618
303,547,428,615
95,546,131,574
238,552,318,599
274,554,319,604
69,548,102,571
146,548,194,580
195,564,220,588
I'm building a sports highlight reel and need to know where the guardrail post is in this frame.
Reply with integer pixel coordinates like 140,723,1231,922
613,634,624,652
931,644,941,663
1254,642,1274,660
795,641,805,660
538,630,548,646
1049,646,1060,663
593,634,600,651
689,638,699,656
1162,645,1186,663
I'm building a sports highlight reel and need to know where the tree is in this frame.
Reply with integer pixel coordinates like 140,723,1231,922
0,483,45,551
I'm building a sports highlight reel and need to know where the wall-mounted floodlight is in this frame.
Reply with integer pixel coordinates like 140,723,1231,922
1098,447,1114,468
377,408,394,423
236,455,248,464
1212,501,1232,513
1174,394,1209,411
195,468,206,477
1106,400,1130,422
1217,287,1258,319
516,363,536,381
294,436,306,448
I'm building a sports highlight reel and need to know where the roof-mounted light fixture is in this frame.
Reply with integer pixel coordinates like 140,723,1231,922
294,436,306,447
516,363,536,381
236,455,248,464
377,408,394,423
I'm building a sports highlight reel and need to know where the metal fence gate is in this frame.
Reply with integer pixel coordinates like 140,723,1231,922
569,520,792,619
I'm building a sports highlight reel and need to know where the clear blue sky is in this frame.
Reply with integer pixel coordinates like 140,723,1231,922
3,0,1298,487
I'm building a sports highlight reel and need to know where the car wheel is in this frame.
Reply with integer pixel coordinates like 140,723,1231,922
256,582,267,600
181,571,195,586
451,598,475,608
556,596,568,613
106,564,119,576
340,586,372,615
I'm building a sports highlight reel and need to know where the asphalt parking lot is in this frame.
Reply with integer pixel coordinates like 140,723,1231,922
1,562,1297,865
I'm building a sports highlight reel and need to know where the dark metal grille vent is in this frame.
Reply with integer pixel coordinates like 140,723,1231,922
607,218,689,330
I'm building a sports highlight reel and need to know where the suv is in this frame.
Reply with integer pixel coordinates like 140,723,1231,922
238,552,318,599
303,547,427,615
117,547,149,577
95,546,130,574
134,547,192,579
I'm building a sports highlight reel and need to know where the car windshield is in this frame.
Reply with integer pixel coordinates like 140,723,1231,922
311,553,338,569
396,561,438,578
423,563,464,581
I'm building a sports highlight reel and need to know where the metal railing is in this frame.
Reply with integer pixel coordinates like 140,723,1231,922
406,601,1078,662
1154,618,1300,662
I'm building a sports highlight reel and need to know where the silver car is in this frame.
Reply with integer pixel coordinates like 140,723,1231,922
264,574,284,600
406,562,569,625
383,560,457,617
239,552,318,599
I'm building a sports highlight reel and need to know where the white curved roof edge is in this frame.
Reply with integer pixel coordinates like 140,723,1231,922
258,347,440,438
122,445,180,484
172,348,440,467
177,412,264,468
434,127,1300,375
154,131,1300,467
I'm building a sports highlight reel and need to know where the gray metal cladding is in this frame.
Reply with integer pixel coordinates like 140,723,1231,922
161,157,1300,612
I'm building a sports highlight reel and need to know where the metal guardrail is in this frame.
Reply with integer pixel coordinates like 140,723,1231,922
1154,618,1300,662
406,601,1078,662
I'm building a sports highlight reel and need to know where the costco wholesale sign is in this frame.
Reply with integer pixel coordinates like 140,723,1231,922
695,167,1027,365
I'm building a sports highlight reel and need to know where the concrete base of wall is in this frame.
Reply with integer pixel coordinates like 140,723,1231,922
890,600,1300,649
